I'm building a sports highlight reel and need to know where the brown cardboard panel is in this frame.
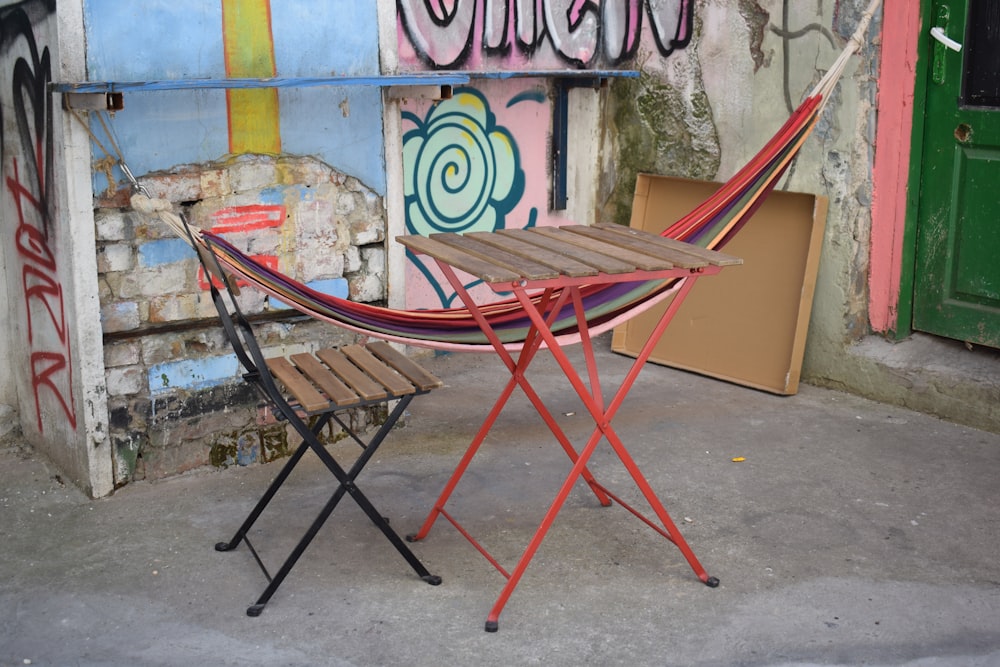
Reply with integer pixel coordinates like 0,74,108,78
611,174,828,395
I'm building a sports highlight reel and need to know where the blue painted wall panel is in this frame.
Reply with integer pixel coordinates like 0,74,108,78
148,355,240,394
82,1,386,192
138,238,195,268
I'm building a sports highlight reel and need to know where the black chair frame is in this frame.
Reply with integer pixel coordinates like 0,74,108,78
185,223,441,616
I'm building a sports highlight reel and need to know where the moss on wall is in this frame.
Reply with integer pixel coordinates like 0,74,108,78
603,66,721,226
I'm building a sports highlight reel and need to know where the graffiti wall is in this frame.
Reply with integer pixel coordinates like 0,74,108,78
397,0,692,69
0,1,78,443
396,0,695,309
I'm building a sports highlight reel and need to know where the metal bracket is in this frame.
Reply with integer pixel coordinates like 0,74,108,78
385,84,453,101
62,91,124,112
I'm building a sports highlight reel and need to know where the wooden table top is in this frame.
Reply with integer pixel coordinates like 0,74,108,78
398,223,742,285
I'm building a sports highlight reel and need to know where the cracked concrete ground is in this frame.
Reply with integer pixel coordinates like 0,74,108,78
2,335,998,666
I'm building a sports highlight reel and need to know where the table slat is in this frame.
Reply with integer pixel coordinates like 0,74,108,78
397,234,521,283
528,226,672,271
565,225,705,269
466,231,600,278
430,233,560,281
593,223,743,267
500,228,638,274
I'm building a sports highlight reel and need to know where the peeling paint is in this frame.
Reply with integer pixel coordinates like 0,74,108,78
739,0,770,72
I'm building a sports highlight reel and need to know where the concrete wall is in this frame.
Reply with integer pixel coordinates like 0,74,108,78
597,0,882,403
1,0,112,495
2,0,885,495
18,0,974,495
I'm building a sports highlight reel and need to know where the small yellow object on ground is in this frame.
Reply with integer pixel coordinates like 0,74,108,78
731,457,746,463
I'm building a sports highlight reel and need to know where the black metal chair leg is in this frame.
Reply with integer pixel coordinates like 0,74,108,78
216,414,333,553
235,395,440,616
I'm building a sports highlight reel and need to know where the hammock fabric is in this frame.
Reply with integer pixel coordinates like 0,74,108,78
140,0,880,353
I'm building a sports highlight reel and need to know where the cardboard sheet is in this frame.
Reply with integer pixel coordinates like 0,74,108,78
610,174,828,395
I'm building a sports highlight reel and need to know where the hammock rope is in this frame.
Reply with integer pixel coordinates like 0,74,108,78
92,0,881,352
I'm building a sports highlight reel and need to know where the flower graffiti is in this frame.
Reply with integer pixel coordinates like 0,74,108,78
403,88,525,237
402,87,536,307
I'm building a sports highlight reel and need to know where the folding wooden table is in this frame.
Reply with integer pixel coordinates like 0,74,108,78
398,223,741,632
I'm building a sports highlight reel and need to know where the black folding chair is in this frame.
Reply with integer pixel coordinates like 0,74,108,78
188,226,442,617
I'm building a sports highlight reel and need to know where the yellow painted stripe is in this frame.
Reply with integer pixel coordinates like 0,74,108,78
222,0,281,154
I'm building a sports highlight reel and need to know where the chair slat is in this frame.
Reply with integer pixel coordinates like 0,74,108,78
289,352,359,407
342,345,415,397
266,356,329,412
365,341,443,392
316,348,389,401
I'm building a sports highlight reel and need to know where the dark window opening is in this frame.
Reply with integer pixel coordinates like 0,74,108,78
963,0,1000,108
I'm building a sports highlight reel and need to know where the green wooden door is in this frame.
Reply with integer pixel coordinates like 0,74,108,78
912,0,1000,348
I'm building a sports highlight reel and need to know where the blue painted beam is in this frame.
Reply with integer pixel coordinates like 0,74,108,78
50,70,637,94
50,73,471,94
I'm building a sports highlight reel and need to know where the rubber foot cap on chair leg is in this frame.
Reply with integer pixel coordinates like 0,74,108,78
247,604,265,617
485,620,499,633
405,533,419,543
215,542,234,552
422,574,442,586
705,576,720,588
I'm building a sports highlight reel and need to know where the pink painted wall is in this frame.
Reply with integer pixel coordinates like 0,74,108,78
395,1,694,311
869,0,921,333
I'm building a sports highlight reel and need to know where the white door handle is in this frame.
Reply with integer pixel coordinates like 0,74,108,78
930,26,963,52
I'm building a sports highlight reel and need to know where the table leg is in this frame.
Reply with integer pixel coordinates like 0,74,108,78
478,277,716,630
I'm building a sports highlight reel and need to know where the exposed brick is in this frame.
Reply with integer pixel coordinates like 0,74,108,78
94,210,130,241
96,244,134,273
349,272,384,303
335,192,357,216
199,168,231,198
95,155,389,485
344,245,361,273
349,216,384,245
106,365,146,397
229,156,278,193
143,169,202,202
104,341,141,368
101,301,141,332
149,293,199,322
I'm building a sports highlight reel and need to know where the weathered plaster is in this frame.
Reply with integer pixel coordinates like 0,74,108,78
96,155,388,484
600,3,722,225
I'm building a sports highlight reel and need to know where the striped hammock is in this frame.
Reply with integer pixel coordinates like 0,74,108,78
140,1,880,352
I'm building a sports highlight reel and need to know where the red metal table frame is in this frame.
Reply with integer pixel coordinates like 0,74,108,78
398,223,741,632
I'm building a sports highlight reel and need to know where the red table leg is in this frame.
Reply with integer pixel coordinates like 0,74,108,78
414,262,720,632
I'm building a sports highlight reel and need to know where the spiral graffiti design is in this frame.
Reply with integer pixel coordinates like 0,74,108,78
403,89,524,236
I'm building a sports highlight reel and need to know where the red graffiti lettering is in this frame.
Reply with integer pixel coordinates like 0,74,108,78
7,160,77,432
3,6,75,434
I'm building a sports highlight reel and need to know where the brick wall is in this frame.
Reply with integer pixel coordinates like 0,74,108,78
95,155,389,486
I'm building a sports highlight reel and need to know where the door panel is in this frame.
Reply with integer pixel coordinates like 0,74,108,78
912,0,1000,348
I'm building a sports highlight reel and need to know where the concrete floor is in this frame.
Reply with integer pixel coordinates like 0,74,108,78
2,336,999,666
